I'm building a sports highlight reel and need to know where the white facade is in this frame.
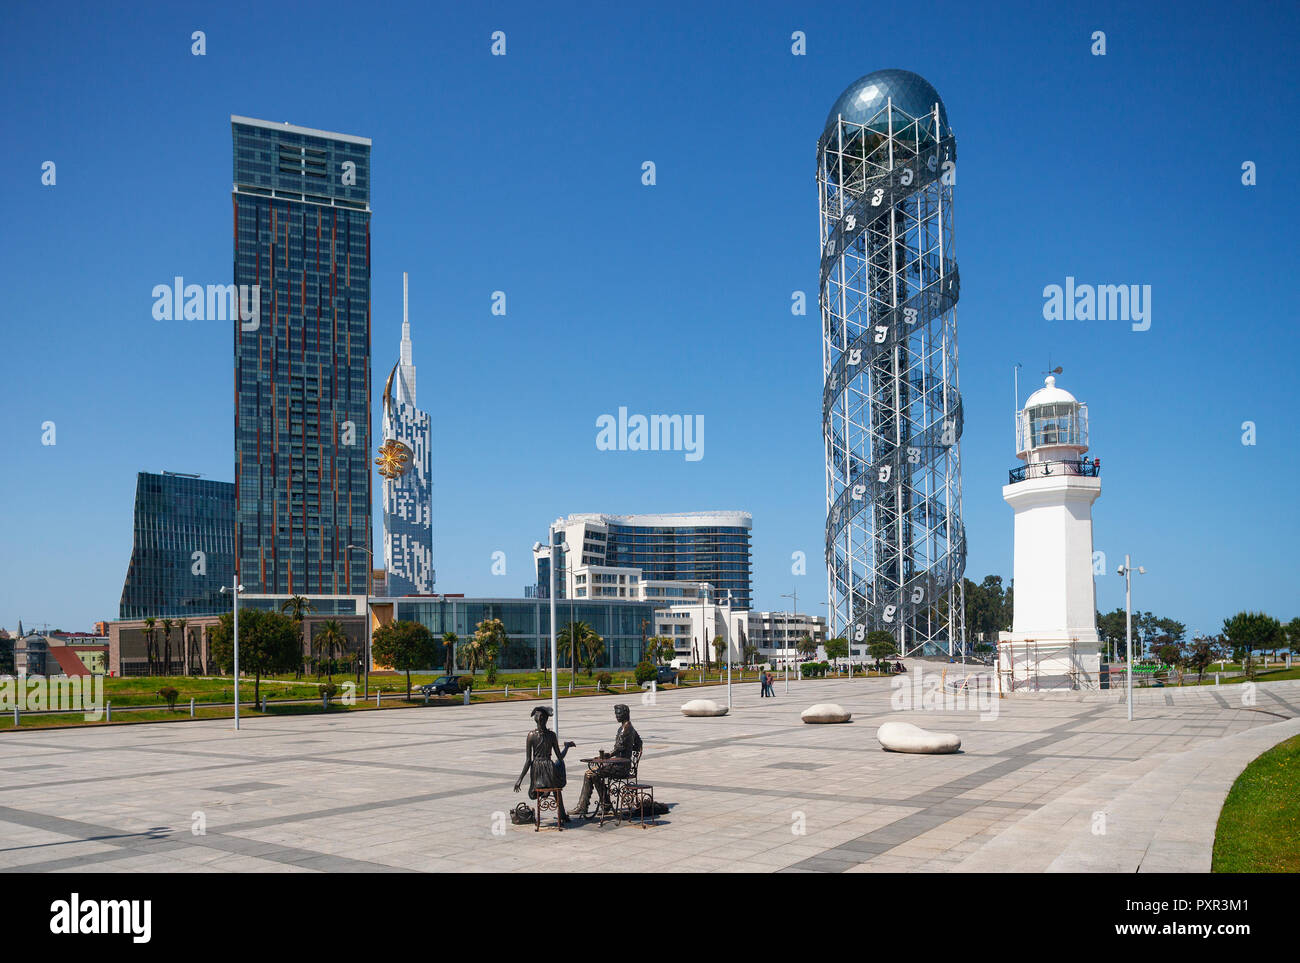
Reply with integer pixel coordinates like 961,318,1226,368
653,597,748,668
746,611,829,664
998,376,1103,689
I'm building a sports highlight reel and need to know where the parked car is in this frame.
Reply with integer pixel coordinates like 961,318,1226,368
655,666,678,686
418,675,467,697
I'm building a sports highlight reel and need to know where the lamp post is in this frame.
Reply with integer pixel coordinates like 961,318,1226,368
1117,554,1145,722
536,532,570,739
219,580,244,730
780,590,799,693
347,544,373,699
817,601,842,676
724,589,734,710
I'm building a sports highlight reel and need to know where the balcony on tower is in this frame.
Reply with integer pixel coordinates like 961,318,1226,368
1009,375,1100,484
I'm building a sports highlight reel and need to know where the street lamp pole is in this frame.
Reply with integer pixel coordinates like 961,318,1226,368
539,531,569,740
1117,554,1145,722
780,590,798,693
220,580,244,730
348,544,373,699
725,589,733,710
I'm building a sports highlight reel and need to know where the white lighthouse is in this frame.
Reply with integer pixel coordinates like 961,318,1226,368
997,375,1103,690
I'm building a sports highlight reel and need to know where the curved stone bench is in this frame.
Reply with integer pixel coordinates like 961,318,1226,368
801,703,852,724
681,699,728,717
876,721,960,754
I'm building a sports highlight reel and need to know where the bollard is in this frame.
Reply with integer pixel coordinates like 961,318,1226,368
262,696,267,713
537,682,541,696
322,693,328,710
190,698,195,718
624,679,628,692
107,701,112,722
463,689,470,706
424,691,429,705
504,684,509,699
12,705,17,727
1215,673,1220,686
376,690,381,708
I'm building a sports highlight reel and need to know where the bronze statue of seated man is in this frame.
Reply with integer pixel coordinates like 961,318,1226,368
571,703,642,818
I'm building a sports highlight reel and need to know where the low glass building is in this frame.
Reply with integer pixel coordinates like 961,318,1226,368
387,596,660,670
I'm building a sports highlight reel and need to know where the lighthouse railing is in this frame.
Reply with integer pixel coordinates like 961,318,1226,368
1008,459,1101,484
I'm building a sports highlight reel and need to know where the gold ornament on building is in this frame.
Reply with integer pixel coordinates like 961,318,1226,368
375,438,412,479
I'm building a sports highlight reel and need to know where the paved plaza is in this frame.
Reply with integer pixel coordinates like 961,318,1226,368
1,676,1297,873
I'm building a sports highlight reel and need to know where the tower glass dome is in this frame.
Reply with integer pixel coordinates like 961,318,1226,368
1017,376,1089,457
822,68,949,139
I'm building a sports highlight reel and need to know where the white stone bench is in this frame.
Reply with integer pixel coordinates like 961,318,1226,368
801,703,851,724
876,721,961,754
680,699,728,717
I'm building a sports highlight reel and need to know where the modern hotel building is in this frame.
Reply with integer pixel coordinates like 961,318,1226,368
533,512,753,609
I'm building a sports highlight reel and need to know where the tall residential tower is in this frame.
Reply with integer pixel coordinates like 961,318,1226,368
379,273,434,596
232,116,372,597
817,70,966,656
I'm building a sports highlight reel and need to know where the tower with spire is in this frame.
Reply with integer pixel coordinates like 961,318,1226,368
379,273,434,596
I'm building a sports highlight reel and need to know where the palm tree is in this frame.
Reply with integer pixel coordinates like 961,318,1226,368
580,631,606,678
458,635,487,676
473,619,508,669
712,635,727,666
441,632,458,675
142,617,157,676
280,595,314,677
176,618,188,675
558,621,595,687
160,618,174,675
796,635,818,660
744,644,759,666
314,620,346,681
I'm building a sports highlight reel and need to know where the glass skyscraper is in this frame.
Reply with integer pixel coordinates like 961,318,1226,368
119,472,235,618
380,273,434,596
232,116,372,596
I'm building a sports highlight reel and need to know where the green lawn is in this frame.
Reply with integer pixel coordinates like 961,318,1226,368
1212,733,1300,873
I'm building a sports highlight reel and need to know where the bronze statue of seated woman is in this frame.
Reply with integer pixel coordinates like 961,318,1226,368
513,705,575,824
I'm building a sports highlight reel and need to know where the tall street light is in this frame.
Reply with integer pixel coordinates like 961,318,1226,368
724,589,734,710
535,532,569,739
347,544,373,698
1117,554,1145,722
780,589,799,694
219,580,244,730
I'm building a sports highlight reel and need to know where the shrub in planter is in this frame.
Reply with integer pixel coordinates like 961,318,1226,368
158,686,180,711
458,676,474,691
633,661,656,685
596,671,613,691
321,682,338,706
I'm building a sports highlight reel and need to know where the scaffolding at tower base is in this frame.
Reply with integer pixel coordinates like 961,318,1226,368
997,637,1102,692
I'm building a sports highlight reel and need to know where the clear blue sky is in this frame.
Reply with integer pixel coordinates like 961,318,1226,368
2,0,1296,638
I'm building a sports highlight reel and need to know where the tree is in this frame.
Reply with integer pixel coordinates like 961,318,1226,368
314,620,347,681
142,617,157,676
473,619,507,680
795,635,818,660
711,635,728,666
963,575,1010,643
824,638,849,671
1186,638,1214,683
0,633,15,675
371,620,437,700
280,595,314,677
580,631,606,677
558,621,596,686
866,630,897,663
1285,617,1300,656
208,609,301,704
160,618,174,675
1223,612,1282,680
441,631,458,675
743,643,759,666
